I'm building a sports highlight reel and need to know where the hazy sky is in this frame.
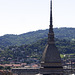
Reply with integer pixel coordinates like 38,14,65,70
0,0,75,36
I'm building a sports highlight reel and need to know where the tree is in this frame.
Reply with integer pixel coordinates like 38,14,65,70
0,66,4,70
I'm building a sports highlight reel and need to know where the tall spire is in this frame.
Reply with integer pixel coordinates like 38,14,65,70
41,0,63,74
50,0,53,27
49,0,53,32
48,0,54,44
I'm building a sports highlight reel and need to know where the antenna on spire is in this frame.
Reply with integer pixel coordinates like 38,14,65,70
50,0,53,27
49,0,53,33
48,0,54,44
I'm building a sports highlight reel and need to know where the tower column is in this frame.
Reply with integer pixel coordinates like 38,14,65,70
40,0,63,74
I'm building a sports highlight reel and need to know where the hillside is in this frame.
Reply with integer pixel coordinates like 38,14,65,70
0,27,75,48
0,38,75,64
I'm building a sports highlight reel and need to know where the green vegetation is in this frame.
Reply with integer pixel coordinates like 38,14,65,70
0,28,75,49
0,38,75,63
0,66,11,70
0,66,4,70
0,28,75,64
60,54,64,58
5,66,11,70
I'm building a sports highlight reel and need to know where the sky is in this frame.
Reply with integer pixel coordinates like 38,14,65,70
0,0,75,36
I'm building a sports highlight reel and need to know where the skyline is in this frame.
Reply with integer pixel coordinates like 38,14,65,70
0,0,75,36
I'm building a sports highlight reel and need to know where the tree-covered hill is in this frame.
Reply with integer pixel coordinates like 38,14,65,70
0,38,75,64
0,27,75,48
